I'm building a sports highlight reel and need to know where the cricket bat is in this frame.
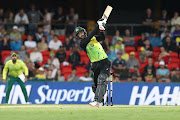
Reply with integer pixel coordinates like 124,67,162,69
102,5,113,20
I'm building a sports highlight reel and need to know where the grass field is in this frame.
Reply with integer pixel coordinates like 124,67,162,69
0,105,180,120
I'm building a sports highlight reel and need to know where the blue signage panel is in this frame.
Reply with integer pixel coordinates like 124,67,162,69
0,82,180,105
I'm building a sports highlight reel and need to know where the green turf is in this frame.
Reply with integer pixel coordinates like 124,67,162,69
0,105,180,120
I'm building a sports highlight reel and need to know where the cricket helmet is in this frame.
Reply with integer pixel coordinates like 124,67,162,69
74,26,87,37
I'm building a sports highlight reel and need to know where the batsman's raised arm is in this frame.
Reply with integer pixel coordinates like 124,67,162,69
74,19,106,50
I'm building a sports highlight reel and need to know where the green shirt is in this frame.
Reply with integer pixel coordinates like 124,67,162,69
115,43,125,52
3,60,28,79
86,36,108,62
10,32,22,41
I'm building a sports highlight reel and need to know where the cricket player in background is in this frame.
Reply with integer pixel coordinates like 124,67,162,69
3,53,29,104
74,19,111,107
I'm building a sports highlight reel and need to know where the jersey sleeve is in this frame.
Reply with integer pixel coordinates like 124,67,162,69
95,32,105,42
3,62,9,80
80,25,99,51
21,61,29,76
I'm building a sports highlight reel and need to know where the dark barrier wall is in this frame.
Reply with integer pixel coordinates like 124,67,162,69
0,82,180,105
0,0,178,21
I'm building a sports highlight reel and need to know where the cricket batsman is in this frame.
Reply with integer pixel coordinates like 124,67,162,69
3,53,29,104
74,19,111,107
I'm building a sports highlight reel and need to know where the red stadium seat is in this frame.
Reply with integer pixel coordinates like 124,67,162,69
154,64,160,70
75,66,87,74
42,57,49,64
60,63,72,69
169,58,180,64
134,52,139,59
140,63,148,73
1,50,11,64
152,47,161,52
153,52,160,61
134,36,141,47
37,62,44,67
1,50,11,56
61,67,72,74
65,51,72,61
70,66,87,78
77,73,85,77
81,56,90,65
41,51,50,64
58,36,66,44
137,47,142,52
27,51,33,54
135,36,141,41
108,36,112,41
125,46,136,53
153,50,160,62
169,52,178,58
61,63,72,80
41,51,50,56
79,51,87,57
22,35,27,42
79,51,89,63
167,63,180,70
64,73,71,81
129,69,135,73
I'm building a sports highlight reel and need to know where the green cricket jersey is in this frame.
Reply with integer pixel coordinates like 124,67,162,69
3,59,28,79
86,36,108,62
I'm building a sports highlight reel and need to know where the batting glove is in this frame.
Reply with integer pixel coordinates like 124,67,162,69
97,18,107,31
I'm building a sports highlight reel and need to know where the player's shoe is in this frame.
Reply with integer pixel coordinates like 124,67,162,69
97,102,103,107
89,101,103,107
89,101,98,107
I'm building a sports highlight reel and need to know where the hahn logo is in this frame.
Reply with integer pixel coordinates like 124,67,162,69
0,85,32,104
129,86,180,105
0,85,94,104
